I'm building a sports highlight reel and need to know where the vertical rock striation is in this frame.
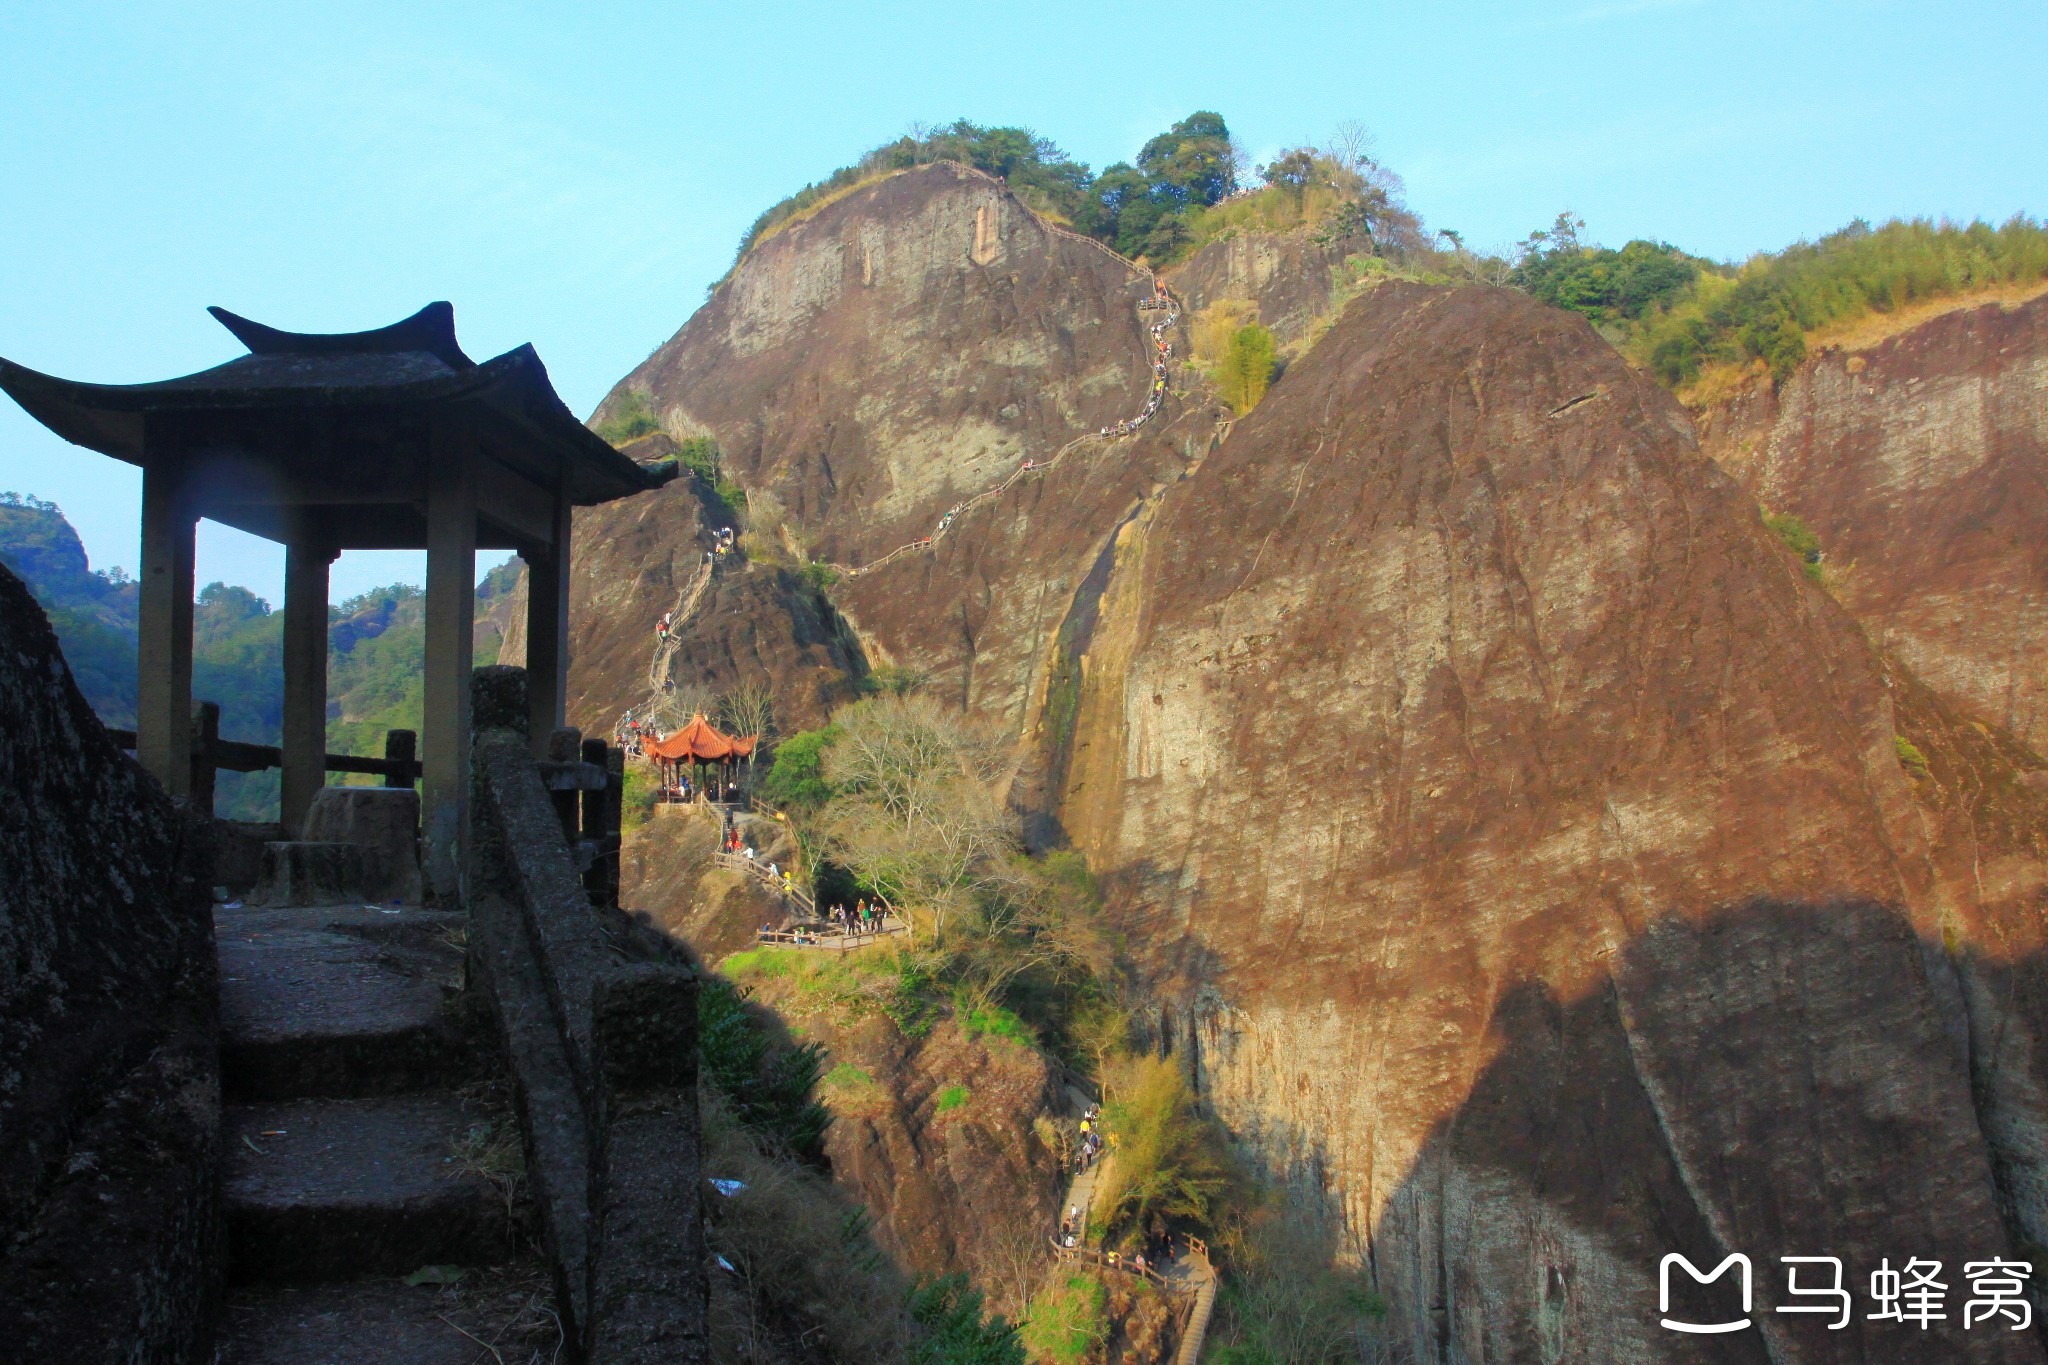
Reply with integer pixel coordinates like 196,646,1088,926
1063,280,2044,1361
1696,291,2048,753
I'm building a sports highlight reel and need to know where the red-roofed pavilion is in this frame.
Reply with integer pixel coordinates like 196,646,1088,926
645,715,757,802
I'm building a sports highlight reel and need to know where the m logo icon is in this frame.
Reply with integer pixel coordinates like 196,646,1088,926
1660,1253,1754,1334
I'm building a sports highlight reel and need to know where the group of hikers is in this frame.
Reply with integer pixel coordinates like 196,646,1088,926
821,899,887,935
846,279,1181,582
1100,280,1178,438
1075,1104,1108,1172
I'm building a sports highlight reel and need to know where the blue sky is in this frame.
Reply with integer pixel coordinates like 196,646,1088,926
2,0,2041,603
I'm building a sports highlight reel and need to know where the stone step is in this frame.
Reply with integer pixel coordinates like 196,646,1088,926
223,1096,515,1286
216,1273,553,1365
218,904,484,1100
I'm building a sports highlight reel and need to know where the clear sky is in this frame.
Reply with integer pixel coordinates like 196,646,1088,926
2,0,2040,603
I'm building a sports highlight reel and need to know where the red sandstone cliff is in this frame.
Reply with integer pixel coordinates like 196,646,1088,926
1695,291,2048,755
569,167,2048,1359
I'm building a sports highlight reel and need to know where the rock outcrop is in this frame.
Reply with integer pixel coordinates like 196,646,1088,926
1695,290,2048,754
583,161,1220,746
0,561,221,1361
1062,279,2048,1361
1166,221,1370,353
570,162,2048,1358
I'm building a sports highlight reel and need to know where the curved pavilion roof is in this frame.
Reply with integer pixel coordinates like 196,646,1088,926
0,302,671,546
645,714,758,762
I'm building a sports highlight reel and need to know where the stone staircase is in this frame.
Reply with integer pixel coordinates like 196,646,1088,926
212,902,541,1364
1174,1257,1218,1365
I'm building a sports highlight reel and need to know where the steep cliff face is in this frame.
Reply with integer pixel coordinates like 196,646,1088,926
0,563,220,1359
584,161,1222,749
574,164,2048,1357
560,462,862,737
1695,291,2048,753
1061,280,2048,1361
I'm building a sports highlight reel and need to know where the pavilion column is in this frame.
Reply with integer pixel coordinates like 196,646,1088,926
523,487,572,751
280,536,336,835
137,453,196,798
422,428,477,900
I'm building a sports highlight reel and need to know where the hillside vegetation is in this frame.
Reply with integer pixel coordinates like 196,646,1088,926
1512,211,2048,396
734,114,1427,272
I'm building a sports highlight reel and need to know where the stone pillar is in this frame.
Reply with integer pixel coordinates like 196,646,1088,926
523,489,573,751
422,430,477,900
137,454,195,797
280,537,336,835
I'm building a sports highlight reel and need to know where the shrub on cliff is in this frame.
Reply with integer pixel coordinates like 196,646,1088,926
1092,1054,1234,1246
697,974,831,1160
1764,510,1825,583
593,389,661,445
1216,324,1278,415
1019,1272,1108,1363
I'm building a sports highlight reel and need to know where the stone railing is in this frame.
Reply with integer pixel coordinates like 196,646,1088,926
465,665,707,1363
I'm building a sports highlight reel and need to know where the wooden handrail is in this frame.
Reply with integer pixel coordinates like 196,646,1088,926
106,723,423,781
1048,1240,1178,1290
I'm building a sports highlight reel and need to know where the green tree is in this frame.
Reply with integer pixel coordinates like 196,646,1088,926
1137,111,1236,208
757,723,842,813
1259,147,1321,199
1216,323,1278,415
1093,1053,1233,1244
908,1274,1026,1365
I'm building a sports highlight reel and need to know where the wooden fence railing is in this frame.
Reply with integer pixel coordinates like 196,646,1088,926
107,700,421,818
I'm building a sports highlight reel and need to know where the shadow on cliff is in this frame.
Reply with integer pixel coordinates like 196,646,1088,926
1190,895,2048,1364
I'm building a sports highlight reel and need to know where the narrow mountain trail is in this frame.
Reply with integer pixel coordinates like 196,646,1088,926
646,555,716,692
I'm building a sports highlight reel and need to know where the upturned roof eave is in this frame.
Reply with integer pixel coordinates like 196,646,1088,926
0,346,673,502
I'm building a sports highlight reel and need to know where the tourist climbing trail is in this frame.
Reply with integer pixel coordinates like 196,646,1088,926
622,173,1183,730
646,554,716,692
836,274,1182,582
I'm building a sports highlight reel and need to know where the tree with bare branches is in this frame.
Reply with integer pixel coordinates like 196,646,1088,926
815,694,1018,942
1327,119,1375,175
717,680,777,773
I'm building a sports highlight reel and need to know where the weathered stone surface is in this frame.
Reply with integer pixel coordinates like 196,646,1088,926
302,786,422,905
222,1096,513,1284
1166,220,1371,352
0,560,221,1361
1062,279,2044,1360
253,840,368,908
217,903,479,1101
1696,290,2048,752
466,670,708,1359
